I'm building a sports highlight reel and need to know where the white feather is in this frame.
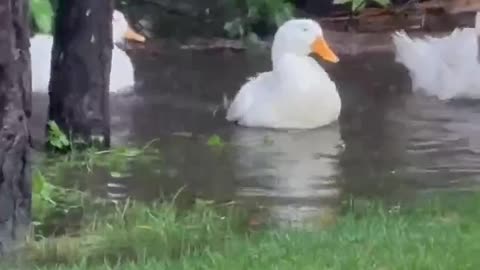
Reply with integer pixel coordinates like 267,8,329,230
392,13,480,100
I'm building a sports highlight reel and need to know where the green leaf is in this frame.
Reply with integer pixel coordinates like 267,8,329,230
30,0,54,34
32,170,45,194
47,121,71,150
59,135,69,146
371,0,390,7
333,0,352,4
32,169,56,207
273,3,294,27
207,135,225,148
224,17,245,38
352,0,366,11
246,4,260,21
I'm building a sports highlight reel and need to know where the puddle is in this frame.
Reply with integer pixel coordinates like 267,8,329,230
30,41,480,227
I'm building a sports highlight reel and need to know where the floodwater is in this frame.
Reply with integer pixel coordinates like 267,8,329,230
30,40,480,226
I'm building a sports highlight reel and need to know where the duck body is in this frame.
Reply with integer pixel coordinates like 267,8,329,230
30,35,136,93
110,46,135,91
31,34,53,92
226,19,341,129
227,54,340,129
30,10,144,93
392,13,480,100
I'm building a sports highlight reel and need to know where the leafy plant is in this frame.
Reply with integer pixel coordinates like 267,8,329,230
224,0,294,38
333,0,391,12
207,134,225,148
32,170,56,220
30,0,55,34
32,169,87,236
47,121,71,151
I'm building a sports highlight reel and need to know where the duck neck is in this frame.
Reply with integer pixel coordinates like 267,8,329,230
272,35,302,70
271,40,310,70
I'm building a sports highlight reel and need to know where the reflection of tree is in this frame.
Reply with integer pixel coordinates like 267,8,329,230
332,52,411,200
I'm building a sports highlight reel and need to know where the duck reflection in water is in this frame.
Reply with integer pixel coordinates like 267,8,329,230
229,124,343,227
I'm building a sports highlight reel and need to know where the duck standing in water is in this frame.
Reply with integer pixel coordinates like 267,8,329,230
392,12,480,100
226,19,341,129
30,10,146,93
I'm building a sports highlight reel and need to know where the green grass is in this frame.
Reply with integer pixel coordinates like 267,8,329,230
22,139,480,270
21,199,249,268
11,191,480,270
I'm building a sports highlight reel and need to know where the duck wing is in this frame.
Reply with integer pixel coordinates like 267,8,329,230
226,71,273,122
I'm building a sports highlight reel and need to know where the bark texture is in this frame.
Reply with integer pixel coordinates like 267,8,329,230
0,0,32,254
48,0,113,147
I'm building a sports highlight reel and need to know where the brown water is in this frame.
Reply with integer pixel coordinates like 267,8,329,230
30,42,480,226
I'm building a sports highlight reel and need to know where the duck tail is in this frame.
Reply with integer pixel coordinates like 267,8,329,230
391,30,441,94
391,30,421,72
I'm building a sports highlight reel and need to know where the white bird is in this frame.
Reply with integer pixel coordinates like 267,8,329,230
392,12,480,100
30,10,145,93
226,19,341,129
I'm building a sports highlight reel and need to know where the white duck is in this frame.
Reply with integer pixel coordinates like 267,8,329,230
30,10,145,93
392,12,480,100
226,19,341,129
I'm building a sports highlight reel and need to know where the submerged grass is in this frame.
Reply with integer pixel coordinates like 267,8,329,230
32,140,164,235
15,191,480,270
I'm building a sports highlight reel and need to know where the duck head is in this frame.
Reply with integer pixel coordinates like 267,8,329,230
271,19,338,66
112,10,146,45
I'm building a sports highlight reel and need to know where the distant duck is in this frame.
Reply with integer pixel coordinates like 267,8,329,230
30,10,146,93
226,18,341,129
392,12,480,100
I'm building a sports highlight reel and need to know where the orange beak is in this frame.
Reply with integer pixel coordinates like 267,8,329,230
124,26,146,43
310,37,339,63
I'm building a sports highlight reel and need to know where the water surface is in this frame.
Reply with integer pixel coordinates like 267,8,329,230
30,42,480,226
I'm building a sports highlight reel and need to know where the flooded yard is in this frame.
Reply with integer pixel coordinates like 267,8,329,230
30,39,480,226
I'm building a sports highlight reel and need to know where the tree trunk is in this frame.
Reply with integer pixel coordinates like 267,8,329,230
48,0,113,148
0,0,32,254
